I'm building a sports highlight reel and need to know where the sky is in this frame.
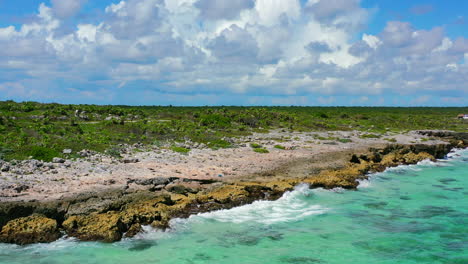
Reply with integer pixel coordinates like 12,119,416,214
0,0,467,106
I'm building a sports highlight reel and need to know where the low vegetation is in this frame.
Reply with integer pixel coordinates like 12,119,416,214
253,148,270,154
0,100,466,161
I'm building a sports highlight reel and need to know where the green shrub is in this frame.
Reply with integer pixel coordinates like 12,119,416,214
253,148,269,153
26,146,60,162
250,143,262,148
106,147,122,158
338,138,352,143
171,146,190,153
274,145,286,150
360,134,381,139
0,146,12,160
208,139,232,149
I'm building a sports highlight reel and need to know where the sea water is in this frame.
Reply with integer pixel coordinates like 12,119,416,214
0,149,467,264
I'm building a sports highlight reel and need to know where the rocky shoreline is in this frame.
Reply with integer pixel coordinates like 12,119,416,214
0,130,466,245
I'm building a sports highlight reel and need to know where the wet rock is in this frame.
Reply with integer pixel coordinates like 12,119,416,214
0,214,61,245
125,223,142,238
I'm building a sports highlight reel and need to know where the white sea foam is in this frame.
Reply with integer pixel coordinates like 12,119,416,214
188,184,326,225
0,236,79,253
357,179,371,189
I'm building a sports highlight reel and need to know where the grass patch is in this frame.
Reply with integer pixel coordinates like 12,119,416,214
253,148,269,154
171,146,190,154
25,146,60,162
250,143,262,149
208,139,232,149
384,138,397,142
360,134,381,139
338,138,352,143
274,145,286,150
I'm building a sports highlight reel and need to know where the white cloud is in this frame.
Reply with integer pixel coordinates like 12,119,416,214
0,0,467,105
51,0,87,18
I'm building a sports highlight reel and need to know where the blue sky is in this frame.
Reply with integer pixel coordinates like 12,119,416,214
0,0,467,106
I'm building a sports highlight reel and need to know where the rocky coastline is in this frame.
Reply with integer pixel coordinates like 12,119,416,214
0,130,466,245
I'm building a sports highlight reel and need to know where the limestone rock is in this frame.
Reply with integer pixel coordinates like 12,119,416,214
123,157,139,164
63,212,125,242
0,214,61,245
52,157,65,163
63,149,72,154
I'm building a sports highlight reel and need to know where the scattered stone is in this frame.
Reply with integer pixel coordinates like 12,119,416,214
1,163,10,172
52,157,65,163
63,149,72,154
13,184,29,193
78,150,92,157
123,158,139,164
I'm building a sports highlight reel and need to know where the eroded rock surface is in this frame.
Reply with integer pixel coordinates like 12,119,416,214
0,214,60,245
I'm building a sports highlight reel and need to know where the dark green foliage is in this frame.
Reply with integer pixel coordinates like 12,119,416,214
250,143,262,148
24,146,60,162
106,147,123,158
0,146,12,160
338,138,352,143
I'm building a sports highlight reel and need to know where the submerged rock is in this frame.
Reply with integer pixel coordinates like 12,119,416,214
0,214,61,245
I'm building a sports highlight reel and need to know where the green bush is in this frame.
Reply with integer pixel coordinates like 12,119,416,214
26,146,60,162
171,146,190,153
250,143,262,148
253,148,269,153
106,147,122,158
338,138,352,143
208,139,232,149
274,145,286,150
360,134,381,139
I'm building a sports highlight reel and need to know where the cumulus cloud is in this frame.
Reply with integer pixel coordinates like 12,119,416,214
196,0,254,20
51,0,87,18
0,0,467,105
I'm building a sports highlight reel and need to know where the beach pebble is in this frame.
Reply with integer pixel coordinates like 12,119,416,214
52,158,65,163
122,158,139,164
63,149,72,154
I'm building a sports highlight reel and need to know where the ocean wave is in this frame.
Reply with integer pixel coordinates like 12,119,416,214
357,179,371,189
188,184,326,225
0,236,79,253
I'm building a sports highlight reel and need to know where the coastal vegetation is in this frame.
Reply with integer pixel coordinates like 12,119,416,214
0,100,466,161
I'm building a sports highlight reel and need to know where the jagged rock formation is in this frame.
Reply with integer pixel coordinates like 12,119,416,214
0,141,464,245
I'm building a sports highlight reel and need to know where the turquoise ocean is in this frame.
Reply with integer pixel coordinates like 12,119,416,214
0,149,467,264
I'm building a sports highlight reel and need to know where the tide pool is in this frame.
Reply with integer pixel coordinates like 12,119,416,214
1,149,467,264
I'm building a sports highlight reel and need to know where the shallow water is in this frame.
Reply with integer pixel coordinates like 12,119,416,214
1,149,467,264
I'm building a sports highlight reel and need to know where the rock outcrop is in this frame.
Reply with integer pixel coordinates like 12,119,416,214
0,142,462,245
0,214,60,245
